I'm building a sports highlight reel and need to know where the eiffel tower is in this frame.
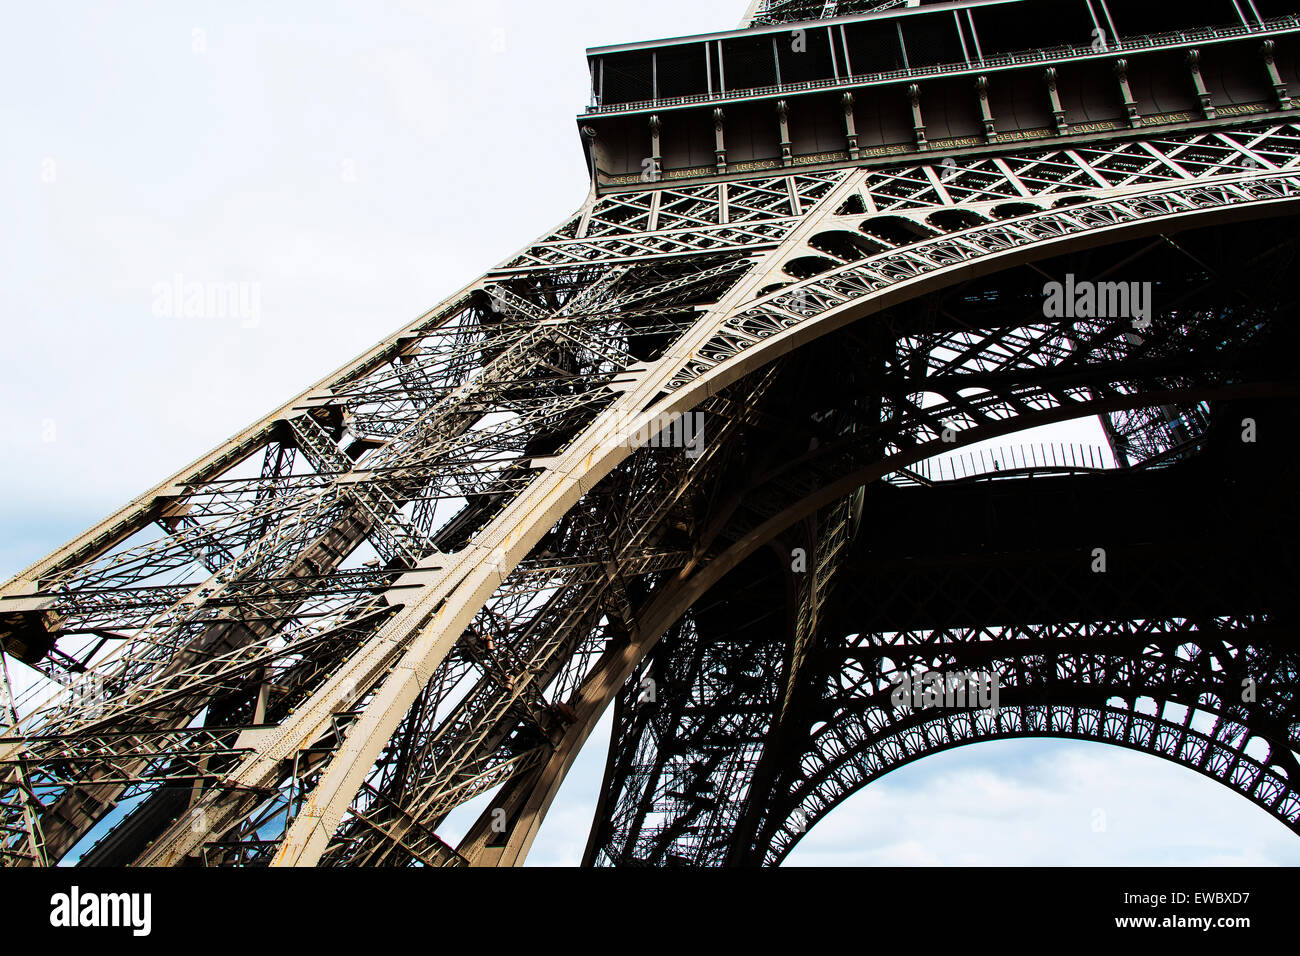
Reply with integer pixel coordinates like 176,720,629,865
4,0,1300,868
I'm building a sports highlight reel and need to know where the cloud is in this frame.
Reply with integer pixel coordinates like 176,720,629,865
782,741,1300,866
525,736,1300,867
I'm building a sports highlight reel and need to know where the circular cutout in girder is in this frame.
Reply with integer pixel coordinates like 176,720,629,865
927,208,990,232
859,215,937,245
783,256,841,280
809,230,889,262
990,201,1044,219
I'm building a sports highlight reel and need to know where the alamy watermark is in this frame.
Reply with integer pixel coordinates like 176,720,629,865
67,671,106,719
889,668,1001,712
152,274,261,328
592,410,706,460
1043,274,1152,329
50,887,151,936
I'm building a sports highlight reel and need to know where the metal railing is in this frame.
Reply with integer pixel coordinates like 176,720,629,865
896,441,1112,485
586,16,1299,116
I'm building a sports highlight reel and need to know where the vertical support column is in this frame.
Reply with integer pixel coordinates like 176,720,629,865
1045,67,1069,134
648,114,662,182
1095,0,1121,51
1262,41,1293,109
1115,59,1141,128
896,22,910,69
976,75,996,142
713,108,728,175
954,10,972,64
580,125,599,199
1186,49,1217,120
909,84,928,151
842,93,859,161
966,9,985,64
1083,0,1107,49
648,188,662,231
777,99,793,167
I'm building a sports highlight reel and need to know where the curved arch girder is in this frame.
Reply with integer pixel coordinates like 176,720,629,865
736,617,1300,864
449,136,1300,868
11,120,1300,868
769,706,1297,866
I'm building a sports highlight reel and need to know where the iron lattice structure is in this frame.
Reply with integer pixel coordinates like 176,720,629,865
4,0,1300,867
744,0,913,28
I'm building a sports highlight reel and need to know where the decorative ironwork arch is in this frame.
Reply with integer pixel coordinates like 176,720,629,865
753,621,1300,865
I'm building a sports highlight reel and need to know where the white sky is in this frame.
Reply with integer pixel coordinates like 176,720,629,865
0,0,1295,866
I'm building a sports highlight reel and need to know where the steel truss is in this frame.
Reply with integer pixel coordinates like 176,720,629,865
3,118,1300,866
586,206,1300,865
595,604,1300,866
